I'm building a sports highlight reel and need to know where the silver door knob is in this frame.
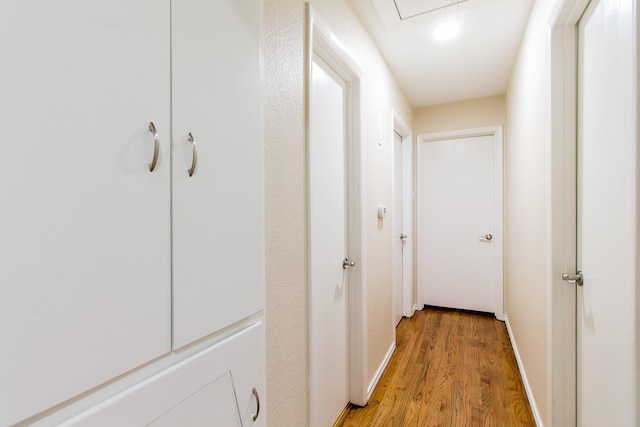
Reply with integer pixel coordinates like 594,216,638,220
400,234,407,240
562,271,583,286
479,234,493,241
343,258,355,269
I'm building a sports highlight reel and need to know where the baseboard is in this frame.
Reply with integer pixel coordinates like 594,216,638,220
504,315,544,427
367,341,396,401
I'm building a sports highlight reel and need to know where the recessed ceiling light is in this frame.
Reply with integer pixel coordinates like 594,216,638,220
434,20,460,41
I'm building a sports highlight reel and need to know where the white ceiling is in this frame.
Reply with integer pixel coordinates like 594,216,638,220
348,0,534,107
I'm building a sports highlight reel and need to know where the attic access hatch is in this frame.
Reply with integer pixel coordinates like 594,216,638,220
372,0,479,29
394,0,469,20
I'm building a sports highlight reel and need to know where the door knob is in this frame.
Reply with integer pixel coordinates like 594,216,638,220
343,258,355,269
479,234,493,241
562,271,583,286
400,234,407,240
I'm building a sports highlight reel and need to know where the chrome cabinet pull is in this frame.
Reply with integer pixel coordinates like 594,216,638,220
479,234,493,241
149,122,160,172
343,258,356,269
251,387,260,422
187,132,198,177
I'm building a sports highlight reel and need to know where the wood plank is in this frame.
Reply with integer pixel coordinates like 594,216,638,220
335,307,536,426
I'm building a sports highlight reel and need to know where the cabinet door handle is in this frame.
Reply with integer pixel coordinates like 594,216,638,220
187,132,198,177
148,122,160,172
252,387,260,422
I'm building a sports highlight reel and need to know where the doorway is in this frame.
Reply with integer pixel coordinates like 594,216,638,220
417,127,504,318
306,7,368,425
549,0,638,424
392,113,414,325
576,0,637,424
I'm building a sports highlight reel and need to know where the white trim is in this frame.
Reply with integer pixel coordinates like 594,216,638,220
366,342,396,401
391,110,415,319
504,315,544,427
306,5,369,410
546,0,589,424
416,126,504,320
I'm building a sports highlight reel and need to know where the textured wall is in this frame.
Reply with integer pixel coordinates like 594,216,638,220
264,0,413,425
414,95,506,135
504,0,554,423
263,1,307,426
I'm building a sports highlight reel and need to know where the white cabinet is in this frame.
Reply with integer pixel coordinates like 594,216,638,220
0,0,264,425
171,0,264,349
62,323,265,427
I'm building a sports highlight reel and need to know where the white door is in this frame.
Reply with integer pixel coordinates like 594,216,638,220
576,0,637,424
393,132,404,326
309,55,350,427
171,0,264,349
0,3,171,425
419,134,498,314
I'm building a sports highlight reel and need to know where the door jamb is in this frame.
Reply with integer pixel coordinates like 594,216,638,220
391,110,414,318
416,126,504,321
306,5,369,408
547,0,590,425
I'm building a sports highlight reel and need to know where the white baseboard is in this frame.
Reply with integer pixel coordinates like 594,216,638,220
504,315,544,427
367,341,396,401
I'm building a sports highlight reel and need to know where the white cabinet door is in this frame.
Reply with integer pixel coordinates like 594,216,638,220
171,0,264,348
62,322,265,427
0,2,171,425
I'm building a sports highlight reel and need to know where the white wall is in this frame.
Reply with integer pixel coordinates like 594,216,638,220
414,95,506,135
263,0,413,425
504,0,555,423
263,1,307,425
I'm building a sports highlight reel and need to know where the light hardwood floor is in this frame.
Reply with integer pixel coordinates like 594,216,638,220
335,306,536,426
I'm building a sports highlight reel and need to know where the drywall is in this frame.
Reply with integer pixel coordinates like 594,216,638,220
264,0,413,425
504,0,555,423
263,1,307,426
414,95,506,135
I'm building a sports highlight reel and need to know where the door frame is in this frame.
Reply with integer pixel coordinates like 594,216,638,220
416,126,504,320
306,5,368,408
391,110,414,318
547,0,590,424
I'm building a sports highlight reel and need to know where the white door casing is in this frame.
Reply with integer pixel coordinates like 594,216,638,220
393,131,404,326
576,0,637,424
306,4,368,416
401,131,414,317
391,110,416,320
417,127,503,319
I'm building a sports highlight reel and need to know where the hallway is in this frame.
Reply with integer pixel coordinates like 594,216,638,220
336,307,535,426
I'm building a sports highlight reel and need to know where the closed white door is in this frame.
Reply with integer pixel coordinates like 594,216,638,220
576,0,637,424
0,2,171,425
309,55,350,427
171,0,264,349
419,135,497,313
393,132,404,326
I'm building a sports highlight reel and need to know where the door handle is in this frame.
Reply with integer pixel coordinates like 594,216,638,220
343,258,355,269
400,234,407,240
479,234,493,241
562,271,583,286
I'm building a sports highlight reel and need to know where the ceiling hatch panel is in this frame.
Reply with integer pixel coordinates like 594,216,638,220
394,0,468,20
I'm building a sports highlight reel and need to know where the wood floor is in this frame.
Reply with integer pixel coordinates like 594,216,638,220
335,307,536,427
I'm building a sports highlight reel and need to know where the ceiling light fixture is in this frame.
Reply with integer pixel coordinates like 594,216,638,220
434,2,460,41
